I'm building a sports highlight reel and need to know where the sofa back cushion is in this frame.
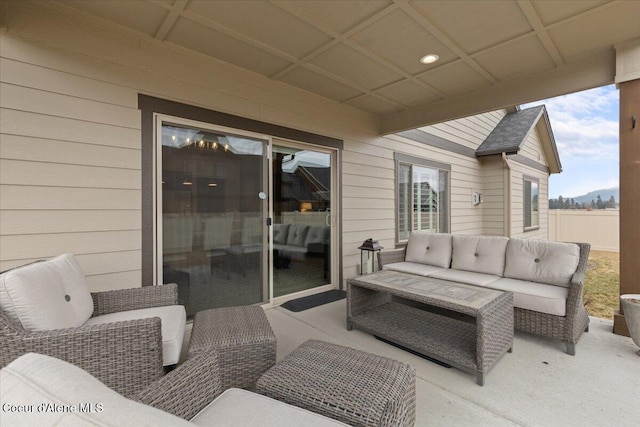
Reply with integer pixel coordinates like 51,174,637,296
286,224,310,247
405,232,452,268
0,353,192,426
504,239,580,287
305,226,328,246
0,254,94,331
451,235,509,276
273,224,290,245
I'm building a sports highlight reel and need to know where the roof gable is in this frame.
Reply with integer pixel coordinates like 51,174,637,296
476,106,544,156
475,106,562,173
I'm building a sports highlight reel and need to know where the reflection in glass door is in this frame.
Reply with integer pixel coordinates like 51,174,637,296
159,121,266,316
272,144,333,298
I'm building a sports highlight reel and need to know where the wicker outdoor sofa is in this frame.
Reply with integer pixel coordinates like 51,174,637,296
378,232,591,355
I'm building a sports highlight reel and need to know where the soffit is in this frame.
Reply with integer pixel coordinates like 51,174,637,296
52,0,640,133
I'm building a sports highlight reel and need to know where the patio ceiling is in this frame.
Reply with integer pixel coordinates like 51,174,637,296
55,0,640,133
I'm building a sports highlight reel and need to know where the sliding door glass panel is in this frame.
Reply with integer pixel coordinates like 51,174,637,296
160,123,266,316
272,145,332,298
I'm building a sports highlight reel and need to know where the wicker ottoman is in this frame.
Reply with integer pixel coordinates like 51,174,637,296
188,305,276,390
256,340,416,427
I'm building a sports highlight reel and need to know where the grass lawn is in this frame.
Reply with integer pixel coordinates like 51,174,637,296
583,250,619,320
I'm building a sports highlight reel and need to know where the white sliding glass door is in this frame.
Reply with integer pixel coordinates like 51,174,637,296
155,117,338,315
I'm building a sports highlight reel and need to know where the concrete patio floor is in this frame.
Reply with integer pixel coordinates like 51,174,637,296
260,299,639,427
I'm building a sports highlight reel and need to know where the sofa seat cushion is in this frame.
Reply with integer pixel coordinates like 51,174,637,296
429,269,501,287
0,254,94,331
504,239,580,288
382,262,445,276
405,232,452,268
85,305,186,366
489,278,569,316
273,244,307,254
191,388,347,426
0,353,191,426
451,235,509,276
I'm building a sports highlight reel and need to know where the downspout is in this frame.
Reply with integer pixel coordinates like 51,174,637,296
502,153,511,237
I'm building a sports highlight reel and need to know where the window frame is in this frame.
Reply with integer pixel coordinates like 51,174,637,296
394,153,451,244
523,175,540,232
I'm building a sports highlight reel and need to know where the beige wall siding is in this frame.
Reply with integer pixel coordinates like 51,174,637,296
0,11,143,290
420,110,506,150
519,126,550,166
480,157,507,236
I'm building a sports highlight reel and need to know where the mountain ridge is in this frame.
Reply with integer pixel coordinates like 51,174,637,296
563,187,619,204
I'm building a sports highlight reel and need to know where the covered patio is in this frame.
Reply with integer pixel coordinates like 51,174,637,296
1,0,640,425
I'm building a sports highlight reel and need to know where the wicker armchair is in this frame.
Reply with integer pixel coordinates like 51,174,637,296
134,349,224,420
0,283,181,398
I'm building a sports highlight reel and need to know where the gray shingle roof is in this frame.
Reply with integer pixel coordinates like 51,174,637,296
476,106,545,157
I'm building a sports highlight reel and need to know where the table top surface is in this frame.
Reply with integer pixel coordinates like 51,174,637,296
349,270,507,313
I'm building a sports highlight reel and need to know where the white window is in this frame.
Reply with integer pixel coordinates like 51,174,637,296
396,154,449,242
524,177,539,230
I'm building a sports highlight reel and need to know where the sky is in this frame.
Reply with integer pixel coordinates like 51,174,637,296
521,85,619,199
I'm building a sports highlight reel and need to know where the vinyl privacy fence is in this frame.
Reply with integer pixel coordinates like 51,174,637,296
548,209,619,252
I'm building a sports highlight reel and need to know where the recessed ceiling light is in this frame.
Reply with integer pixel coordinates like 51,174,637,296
420,54,440,64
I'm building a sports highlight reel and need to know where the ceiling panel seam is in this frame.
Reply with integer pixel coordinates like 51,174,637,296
271,1,444,104
544,0,623,28
517,0,564,66
152,0,405,111
270,0,401,81
154,0,188,40
398,1,498,84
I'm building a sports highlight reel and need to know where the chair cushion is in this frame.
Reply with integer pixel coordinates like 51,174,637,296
191,388,348,426
382,262,445,277
429,269,501,287
451,234,509,276
0,254,94,331
0,353,191,426
404,232,452,268
504,239,580,287
488,278,569,316
85,305,186,366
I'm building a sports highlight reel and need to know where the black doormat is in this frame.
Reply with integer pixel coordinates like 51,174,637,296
281,289,346,312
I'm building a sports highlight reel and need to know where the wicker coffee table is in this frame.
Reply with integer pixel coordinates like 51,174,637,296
347,270,513,385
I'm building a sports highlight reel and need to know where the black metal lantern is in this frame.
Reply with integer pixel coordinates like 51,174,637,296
358,238,384,275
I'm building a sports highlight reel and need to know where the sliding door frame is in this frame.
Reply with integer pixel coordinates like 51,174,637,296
139,95,344,302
